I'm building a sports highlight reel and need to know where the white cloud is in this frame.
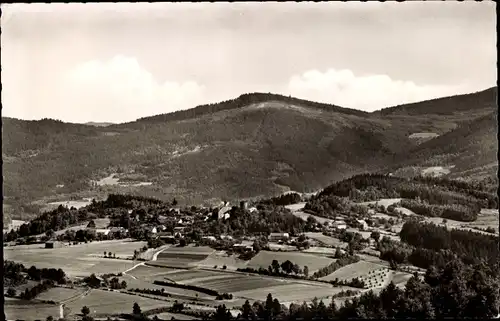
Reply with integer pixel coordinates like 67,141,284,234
287,68,477,112
56,55,205,123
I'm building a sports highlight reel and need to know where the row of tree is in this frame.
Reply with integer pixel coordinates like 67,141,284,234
312,255,360,279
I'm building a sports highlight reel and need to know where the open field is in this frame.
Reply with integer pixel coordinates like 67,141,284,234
155,246,215,267
358,198,402,208
285,203,336,225
64,289,168,317
423,209,499,235
466,209,499,234
4,298,61,321
47,199,92,209
345,228,372,239
395,207,417,216
153,312,199,320
302,246,338,255
268,243,298,251
320,260,390,288
4,280,39,294
304,232,347,248
191,274,286,293
126,264,177,281
389,271,413,289
122,274,213,298
165,269,226,283
357,253,390,266
408,132,439,139
36,286,87,303
292,211,335,225
247,251,334,273
4,240,145,276
195,251,249,270
233,283,349,304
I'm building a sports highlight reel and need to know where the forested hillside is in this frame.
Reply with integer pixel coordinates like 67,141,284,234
2,88,497,219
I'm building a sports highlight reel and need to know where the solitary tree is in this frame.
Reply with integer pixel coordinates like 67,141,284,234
271,260,281,274
304,265,309,277
133,302,141,315
6,288,16,297
371,231,381,242
81,306,90,316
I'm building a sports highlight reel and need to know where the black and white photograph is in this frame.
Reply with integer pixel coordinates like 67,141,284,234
2,2,498,320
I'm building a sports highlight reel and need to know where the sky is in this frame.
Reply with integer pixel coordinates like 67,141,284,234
1,2,497,123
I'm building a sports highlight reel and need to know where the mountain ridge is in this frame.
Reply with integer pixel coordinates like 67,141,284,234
2,87,497,220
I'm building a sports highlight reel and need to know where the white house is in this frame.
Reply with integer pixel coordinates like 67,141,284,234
218,206,232,220
248,207,258,213
356,219,368,231
333,221,347,230
202,236,217,242
269,232,289,242
95,229,111,236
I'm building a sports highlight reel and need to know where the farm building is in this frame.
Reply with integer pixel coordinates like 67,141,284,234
145,226,158,234
240,201,248,210
95,229,111,236
333,221,347,230
221,235,233,240
269,232,289,242
248,207,258,213
202,236,217,242
218,206,232,220
45,241,62,248
356,219,369,230
173,226,185,237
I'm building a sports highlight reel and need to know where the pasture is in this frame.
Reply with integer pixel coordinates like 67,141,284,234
389,271,413,289
36,287,86,303
122,274,212,298
4,298,60,321
153,312,198,320
302,246,338,256
424,209,499,235
155,246,215,267
190,273,286,293
292,211,335,225
304,233,347,248
65,289,168,317
320,260,390,288
358,198,402,208
165,269,225,283
195,251,249,270
247,251,335,273
126,264,177,281
4,240,145,277
233,282,344,304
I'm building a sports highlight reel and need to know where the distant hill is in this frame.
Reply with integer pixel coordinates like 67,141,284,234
2,88,497,218
374,87,497,116
85,122,115,127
